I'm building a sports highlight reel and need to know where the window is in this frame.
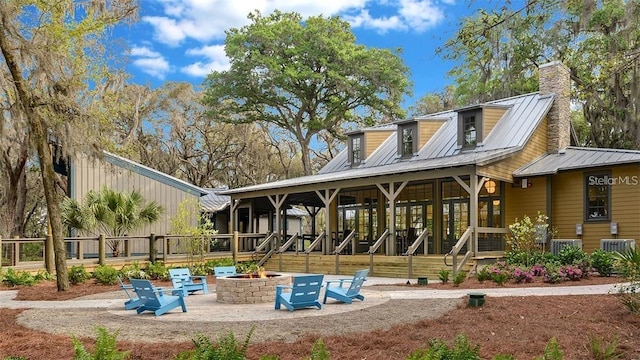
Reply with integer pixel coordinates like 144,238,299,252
457,109,482,149
349,134,363,166
397,122,417,158
402,127,413,157
463,115,477,147
585,172,610,221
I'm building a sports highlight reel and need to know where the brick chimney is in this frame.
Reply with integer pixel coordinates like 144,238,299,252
539,61,571,153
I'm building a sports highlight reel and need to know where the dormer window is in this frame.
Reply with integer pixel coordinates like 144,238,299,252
458,109,482,149
463,116,477,147
397,122,417,158
348,133,364,166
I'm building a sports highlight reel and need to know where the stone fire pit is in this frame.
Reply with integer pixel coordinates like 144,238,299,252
216,273,291,304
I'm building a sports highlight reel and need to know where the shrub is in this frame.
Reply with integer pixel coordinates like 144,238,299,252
406,334,481,360
591,249,616,277
438,269,450,283
489,262,511,285
33,270,55,282
507,213,552,267
145,261,169,280
543,263,564,284
69,265,91,285
452,271,466,287
588,335,622,360
535,337,563,360
308,338,330,360
560,265,583,281
93,265,119,285
177,327,254,360
120,261,148,280
189,263,209,276
476,266,491,283
614,246,640,281
556,246,587,266
237,261,260,274
72,326,129,360
512,267,534,283
1,269,36,287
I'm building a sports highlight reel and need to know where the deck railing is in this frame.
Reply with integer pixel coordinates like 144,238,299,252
367,229,391,276
304,231,326,273
333,229,357,274
404,229,429,278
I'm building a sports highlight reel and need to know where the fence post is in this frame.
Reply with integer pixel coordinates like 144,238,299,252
45,234,54,273
233,231,239,264
124,239,131,257
12,235,19,266
98,234,106,265
149,233,156,263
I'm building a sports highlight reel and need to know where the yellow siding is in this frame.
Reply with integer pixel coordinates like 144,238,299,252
417,120,446,149
72,155,199,240
551,165,640,253
482,107,508,141
364,131,393,158
505,176,547,225
478,117,548,182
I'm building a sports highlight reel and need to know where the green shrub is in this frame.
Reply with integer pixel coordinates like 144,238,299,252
476,266,491,282
68,265,91,285
492,355,516,360
543,262,564,284
452,271,466,287
438,269,450,283
591,249,616,277
308,338,330,360
535,337,563,360
588,335,622,360
614,246,640,281
119,261,148,280
33,270,55,282
556,246,587,265
406,334,480,360
2,268,36,287
490,272,509,286
93,265,119,285
237,261,260,274
72,326,129,360
20,242,44,261
145,261,169,280
189,263,209,276
177,327,254,360
613,282,640,315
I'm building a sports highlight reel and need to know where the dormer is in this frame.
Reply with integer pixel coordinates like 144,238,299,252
395,118,447,158
347,131,364,166
347,127,395,166
457,104,509,149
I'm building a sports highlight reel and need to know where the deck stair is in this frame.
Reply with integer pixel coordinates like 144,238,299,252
262,253,474,280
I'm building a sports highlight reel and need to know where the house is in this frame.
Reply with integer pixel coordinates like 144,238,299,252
70,151,208,240
220,61,640,268
201,187,307,236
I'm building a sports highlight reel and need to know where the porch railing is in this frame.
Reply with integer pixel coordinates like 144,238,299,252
367,229,390,276
444,227,473,276
304,231,326,273
276,233,298,271
333,229,357,274
404,229,428,279
253,232,277,267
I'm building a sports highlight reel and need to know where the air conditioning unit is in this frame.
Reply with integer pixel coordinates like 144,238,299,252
551,239,582,255
600,239,635,253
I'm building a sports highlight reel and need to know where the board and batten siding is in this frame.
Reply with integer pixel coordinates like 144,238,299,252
364,130,393,158
504,176,547,226
552,165,640,253
482,107,508,142
72,155,200,237
478,117,548,182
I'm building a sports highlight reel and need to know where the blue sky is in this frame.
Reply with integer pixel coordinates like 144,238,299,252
117,0,488,107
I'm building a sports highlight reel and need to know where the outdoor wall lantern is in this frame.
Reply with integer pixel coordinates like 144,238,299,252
576,223,583,236
484,179,497,194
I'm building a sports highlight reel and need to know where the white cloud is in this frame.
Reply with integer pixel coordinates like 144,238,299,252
129,46,171,79
181,45,230,77
398,0,444,32
344,0,444,33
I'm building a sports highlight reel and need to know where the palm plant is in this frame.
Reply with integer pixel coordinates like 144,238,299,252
62,187,163,256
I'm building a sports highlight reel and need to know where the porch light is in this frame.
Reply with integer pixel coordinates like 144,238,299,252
484,179,497,194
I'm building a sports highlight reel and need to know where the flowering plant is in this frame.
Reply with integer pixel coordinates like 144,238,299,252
512,267,534,283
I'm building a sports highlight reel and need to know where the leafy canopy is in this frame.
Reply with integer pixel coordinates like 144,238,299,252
203,10,411,175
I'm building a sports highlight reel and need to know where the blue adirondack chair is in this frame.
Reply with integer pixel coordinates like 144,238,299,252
169,268,209,296
213,266,237,278
323,269,368,304
275,274,324,312
118,276,142,310
130,279,187,316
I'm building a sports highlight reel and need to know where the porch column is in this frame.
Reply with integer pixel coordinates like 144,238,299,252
453,175,480,255
315,188,341,255
267,194,288,249
229,198,240,250
377,181,408,255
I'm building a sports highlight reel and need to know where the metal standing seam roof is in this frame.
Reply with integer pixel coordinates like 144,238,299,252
513,147,640,177
221,92,555,195
103,151,208,197
201,188,307,216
